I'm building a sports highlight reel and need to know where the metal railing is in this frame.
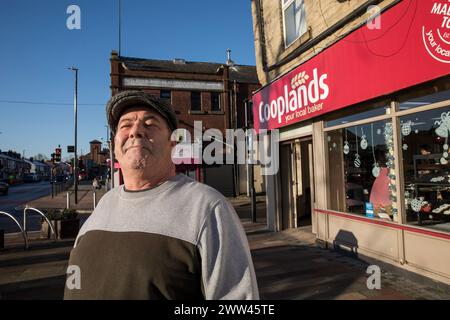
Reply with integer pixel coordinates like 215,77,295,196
51,181,72,198
1,203,77,250
0,211,28,249
23,206,57,242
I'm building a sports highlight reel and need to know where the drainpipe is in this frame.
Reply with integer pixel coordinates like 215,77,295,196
244,99,257,222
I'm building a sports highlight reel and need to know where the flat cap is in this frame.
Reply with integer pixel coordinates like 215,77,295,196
106,90,178,134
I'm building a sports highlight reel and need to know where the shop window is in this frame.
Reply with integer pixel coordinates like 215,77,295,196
191,92,201,112
211,92,221,112
398,88,450,111
327,120,398,221
401,106,450,232
282,0,307,48
325,103,390,128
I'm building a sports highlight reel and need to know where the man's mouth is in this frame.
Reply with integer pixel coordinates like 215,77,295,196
125,145,150,152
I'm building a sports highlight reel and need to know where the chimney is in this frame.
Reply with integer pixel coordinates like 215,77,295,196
226,49,235,67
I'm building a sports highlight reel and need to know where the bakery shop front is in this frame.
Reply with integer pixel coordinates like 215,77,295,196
252,0,450,284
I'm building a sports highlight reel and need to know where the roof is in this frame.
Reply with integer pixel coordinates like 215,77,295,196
229,65,259,84
0,153,26,162
117,55,259,84
89,140,102,144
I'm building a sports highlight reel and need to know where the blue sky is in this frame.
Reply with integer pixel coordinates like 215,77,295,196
0,0,256,161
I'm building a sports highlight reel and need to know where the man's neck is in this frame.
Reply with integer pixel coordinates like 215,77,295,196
123,168,177,191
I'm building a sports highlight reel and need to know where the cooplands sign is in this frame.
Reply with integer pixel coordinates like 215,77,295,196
253,0,450,132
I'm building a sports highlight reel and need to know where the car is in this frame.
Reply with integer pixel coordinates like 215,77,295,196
53,174,69,183
78,172,87,181
23,173,38,183
0,181,9,195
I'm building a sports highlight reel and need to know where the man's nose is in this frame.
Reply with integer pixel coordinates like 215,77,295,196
129,121,145,138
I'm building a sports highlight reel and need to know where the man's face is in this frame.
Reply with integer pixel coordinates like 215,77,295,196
114,106,175,172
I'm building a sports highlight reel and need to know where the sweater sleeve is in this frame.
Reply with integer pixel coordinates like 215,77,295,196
197,199,260,300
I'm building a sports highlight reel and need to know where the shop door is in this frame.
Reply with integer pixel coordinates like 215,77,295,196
280,137,314,230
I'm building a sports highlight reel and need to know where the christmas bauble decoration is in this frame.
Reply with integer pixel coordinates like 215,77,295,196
360,135,368,150
354,154,361,168
401,122,411,136
410,199,423,212
343,141,350,155
372,164,380,177
436,125,448,138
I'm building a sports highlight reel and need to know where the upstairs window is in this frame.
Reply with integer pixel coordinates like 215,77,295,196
282,0,307,48
160,90,171,102
191,92,201,112
211,93,221,112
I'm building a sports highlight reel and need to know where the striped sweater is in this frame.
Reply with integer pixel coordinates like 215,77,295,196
64,174,259,300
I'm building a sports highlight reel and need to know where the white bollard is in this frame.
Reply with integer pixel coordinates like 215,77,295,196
93,192,96,209
67,192,70,209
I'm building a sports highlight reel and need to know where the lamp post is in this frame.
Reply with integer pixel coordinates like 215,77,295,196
106,125,114,190
68,67,78,204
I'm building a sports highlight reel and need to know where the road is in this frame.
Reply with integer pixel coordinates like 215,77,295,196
0,181,51,233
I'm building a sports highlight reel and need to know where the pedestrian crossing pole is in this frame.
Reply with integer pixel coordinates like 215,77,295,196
69,67,79,204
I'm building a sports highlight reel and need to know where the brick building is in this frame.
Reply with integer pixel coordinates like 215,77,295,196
251,0,450,284
79,140,110,179
109,51,262,196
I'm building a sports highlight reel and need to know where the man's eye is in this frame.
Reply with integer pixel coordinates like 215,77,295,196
120,124,131,129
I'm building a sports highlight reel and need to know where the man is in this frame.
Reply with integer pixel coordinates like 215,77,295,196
64,90,259,300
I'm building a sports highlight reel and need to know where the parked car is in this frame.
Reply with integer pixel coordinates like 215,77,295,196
78,172,87,181
23,173,39,183
0,181,9,195
53,174,70,183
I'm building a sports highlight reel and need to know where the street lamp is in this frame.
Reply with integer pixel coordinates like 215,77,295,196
68,67,78,204
106,125,115,190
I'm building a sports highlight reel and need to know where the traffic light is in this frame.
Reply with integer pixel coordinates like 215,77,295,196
55,147,61,163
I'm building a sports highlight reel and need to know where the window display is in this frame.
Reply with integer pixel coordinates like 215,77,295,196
325,102,390,127
326,120,397,221
401,107,450,233
398,88,450,111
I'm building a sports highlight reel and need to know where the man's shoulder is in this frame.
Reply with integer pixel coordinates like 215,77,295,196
175,174,227,206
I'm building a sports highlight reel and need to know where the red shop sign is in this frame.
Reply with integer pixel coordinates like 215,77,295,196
252,0,450,132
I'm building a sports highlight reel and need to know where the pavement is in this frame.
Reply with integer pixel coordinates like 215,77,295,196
25,184,108,212
1,193,450,300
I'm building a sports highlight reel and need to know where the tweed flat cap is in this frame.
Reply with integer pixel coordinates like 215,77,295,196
106,90,178,134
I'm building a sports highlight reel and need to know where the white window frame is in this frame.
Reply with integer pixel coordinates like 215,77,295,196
281,0,307,49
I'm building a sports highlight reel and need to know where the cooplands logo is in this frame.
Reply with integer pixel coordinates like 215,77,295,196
423,1,450,63
258,68,329,125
